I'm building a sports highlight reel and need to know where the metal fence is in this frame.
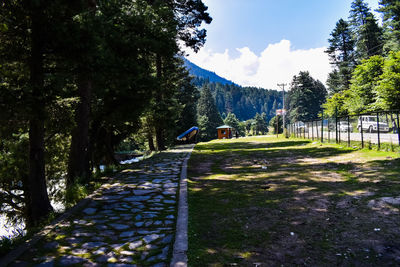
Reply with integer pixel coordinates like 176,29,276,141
288,110,400,149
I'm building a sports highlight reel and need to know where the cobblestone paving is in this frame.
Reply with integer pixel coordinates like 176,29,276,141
11,145,192,267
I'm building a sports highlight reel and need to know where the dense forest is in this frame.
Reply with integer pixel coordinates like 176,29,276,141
0,0,212,235
190,76,283,122
323,0,400,116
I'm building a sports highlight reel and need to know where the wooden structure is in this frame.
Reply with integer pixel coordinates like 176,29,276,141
217,125,232,139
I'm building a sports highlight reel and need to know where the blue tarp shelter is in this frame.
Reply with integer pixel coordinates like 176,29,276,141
177,126,199,141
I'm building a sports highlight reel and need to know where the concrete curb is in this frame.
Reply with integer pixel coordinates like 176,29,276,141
170,144,195,267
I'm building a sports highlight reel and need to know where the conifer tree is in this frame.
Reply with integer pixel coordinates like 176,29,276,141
287,72,327,122
378,0,400,53
197,86,223,140
326,19,357,92
349,0,383,60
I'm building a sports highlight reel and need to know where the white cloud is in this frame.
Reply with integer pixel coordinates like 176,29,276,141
184,40,332,90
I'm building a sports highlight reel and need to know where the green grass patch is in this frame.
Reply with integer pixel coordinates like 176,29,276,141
188,136,400,266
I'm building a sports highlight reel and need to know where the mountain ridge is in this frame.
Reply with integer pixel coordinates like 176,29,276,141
183,58,237,86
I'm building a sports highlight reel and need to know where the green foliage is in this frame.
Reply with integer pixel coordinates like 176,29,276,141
349,0,383,59
65,180,88,208
375,51,400,109
197,86,223,141
378,0,400,53
326,19,356,92
346,55,384,113
252,113,268,135
323,91,350,117
0,0,213,235
324,52,400,115
287,71,327,122
224,113,245,136
192,77,283,122
269,115,283,134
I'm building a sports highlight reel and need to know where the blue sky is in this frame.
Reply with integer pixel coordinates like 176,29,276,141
185,0,381,90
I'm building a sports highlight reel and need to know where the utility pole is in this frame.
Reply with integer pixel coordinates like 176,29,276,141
277,83,287,134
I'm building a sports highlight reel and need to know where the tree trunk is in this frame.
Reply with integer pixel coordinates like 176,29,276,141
27,11,53,226
155,127,165,151
155,54,166,150
66,0,96,185
147,132,156,151
67,74,91,185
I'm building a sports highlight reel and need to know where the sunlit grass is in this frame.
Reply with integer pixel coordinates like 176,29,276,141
188,135,400,265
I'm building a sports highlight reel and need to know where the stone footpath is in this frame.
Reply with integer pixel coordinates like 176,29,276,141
9,145,193,267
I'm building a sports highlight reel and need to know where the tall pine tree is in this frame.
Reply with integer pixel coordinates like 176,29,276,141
378,0,400,53
326,19,357,93
349,0,383,60
197,86,223,141
287,71,327,122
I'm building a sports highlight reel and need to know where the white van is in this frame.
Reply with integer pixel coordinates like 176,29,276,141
357,116,389,133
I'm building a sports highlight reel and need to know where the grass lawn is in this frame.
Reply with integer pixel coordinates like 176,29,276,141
187,136,400,266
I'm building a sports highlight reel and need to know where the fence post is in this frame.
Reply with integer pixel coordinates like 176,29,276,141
312,121,314,140
327,118,330,143
347,115,350,147
377,112,380,150
360,115,364,148
321,112,324,143
335,109,338,144
397,112,400,145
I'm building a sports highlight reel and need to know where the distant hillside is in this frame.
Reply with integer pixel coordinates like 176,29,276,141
182,58,283,121
183,58,235,85
191,76,283,122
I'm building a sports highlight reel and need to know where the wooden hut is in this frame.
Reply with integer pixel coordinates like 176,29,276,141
217,125,232,139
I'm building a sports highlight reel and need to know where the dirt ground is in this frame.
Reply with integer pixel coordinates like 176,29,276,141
188,138,400,266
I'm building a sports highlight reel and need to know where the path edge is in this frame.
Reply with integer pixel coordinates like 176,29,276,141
170,144,195,267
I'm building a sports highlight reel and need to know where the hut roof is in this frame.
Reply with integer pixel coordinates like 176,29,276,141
216,125,232,129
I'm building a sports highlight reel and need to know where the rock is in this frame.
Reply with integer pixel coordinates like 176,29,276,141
163,200,175,204
165,215,174,219
131,208,142,213
135,222,144,227
120,231,135,238
93,247,108,255
143,213,157,219
83,208,97,215
59,255,86,265
133,190,155,195
124,196,151,202
129,240,143,250
158,245,169,260
143,234,160,244
71,248,88,255
37,259,54,267
161,234,173,244
109,224,129,230
82,242,107,249
120,250,135,256
163,183,177,188
43,241,59,250
72,231,92,237
96,225,108,230
107,264,137,267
